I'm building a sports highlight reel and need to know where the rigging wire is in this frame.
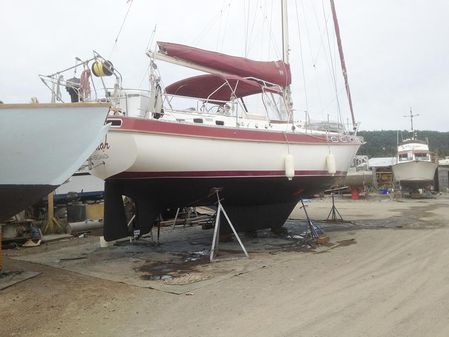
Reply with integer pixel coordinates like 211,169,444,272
309,1,326,69
296,0,344,125
220,2,232,49
245,0,262,58
216,0,232,51
138,25,158,88
315,86,345,116
294,0,309,117
216,0,225,51
244,0,250,57
192,2,232,46
257,0,281,61
268,0,274,57
322,0,343,126
110,0,134,57
145,24,158,52
304,0,326,120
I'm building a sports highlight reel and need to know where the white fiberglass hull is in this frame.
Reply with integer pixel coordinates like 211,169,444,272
54,172,105,201
393,161,438,189
90,118,360,180
89,117,362,240
0,103,110,220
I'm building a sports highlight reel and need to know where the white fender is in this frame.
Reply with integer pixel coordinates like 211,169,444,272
285,154,295,180
326,153,336,175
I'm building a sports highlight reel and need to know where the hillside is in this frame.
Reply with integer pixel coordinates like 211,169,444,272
357,130,449,158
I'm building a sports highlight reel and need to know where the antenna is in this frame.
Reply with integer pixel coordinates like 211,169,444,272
396,130,399,148
402,107,420,138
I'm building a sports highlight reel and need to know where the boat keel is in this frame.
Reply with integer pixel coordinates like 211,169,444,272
103,180,162,241
102,176,337,241
0,184,57,221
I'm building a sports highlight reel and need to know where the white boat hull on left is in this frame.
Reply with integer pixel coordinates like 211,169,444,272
0,103,110,220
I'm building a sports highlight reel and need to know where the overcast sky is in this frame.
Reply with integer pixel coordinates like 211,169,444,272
1,0,448,131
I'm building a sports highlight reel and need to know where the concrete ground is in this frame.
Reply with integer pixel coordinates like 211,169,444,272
1,193,449,337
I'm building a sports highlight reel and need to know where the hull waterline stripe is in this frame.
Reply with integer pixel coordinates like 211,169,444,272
112,170,346,179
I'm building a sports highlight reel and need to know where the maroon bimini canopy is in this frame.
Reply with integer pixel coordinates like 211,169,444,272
158,41,291,88
165,74,282,102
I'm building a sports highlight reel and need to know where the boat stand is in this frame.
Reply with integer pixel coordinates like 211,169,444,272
210,189,249,262
42,192,63,234
326,193,344,222
171,208,180,230
171,207,197,230
299,198,324,239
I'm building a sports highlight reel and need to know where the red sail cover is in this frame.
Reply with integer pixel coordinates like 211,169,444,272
158,41,291,87
165,74,282,102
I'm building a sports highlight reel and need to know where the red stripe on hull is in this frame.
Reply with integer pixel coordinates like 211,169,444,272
112,170,346,179
107,117,360,145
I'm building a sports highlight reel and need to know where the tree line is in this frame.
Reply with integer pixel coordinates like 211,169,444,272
356,130,449,158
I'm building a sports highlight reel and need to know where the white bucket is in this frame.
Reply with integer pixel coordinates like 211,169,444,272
99,236,109,248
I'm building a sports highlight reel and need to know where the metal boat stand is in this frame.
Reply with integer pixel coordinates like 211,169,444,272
299,198,324,239
326,193,344,222
171,207,197,230
210,188,249,262
171,208,180,230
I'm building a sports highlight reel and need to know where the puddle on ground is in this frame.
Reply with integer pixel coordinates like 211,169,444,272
263,241,317,253
136,251,209,281
134,229,356,282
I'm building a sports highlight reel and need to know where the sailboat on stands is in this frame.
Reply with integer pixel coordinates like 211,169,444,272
392,109,437,192
87,0,363,241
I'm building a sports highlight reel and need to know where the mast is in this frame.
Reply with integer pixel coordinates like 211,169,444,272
281,0,289,64
329,0,356,131
281,0,292,118
403,107,419,139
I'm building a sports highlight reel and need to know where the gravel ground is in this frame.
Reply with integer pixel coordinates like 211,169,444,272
1,194,449,337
